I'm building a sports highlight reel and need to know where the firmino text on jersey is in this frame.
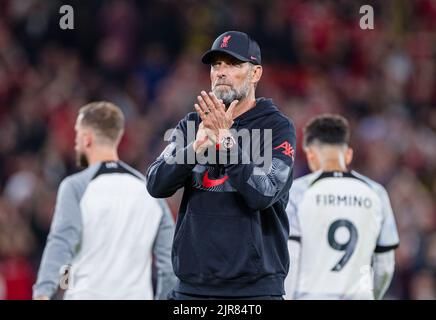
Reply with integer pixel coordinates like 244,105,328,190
315,194,372,208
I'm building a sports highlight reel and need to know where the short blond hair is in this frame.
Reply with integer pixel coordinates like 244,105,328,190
78,101,125,145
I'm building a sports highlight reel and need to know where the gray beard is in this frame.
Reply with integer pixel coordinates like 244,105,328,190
212,78,251,108
76,151,89,168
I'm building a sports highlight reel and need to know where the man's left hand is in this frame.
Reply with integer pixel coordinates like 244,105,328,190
194,91,238,144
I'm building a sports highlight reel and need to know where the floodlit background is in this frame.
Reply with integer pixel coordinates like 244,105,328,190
0,0,435,299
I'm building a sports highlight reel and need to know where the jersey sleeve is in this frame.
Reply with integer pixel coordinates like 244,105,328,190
286,177,314,240
153,199,177,300
286,189,301,240
223,119,296,210
146,114,197,198
375,187,400,252
33,177,83,298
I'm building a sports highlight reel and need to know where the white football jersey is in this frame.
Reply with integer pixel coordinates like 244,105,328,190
285,170,399,300
34,161,176,300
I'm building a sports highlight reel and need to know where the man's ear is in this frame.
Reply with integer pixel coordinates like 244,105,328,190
346,147,353,166
83,129,93,149
305,146,320,172
251,65,263,84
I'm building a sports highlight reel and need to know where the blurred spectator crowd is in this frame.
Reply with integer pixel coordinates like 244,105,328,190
0,0,435,299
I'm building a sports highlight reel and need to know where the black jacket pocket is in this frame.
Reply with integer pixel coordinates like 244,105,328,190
172,212,261,283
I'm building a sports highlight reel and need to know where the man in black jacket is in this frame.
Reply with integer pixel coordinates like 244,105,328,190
146,31,296,299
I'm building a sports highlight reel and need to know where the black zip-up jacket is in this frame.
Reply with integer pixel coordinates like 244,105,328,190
146,97,296,297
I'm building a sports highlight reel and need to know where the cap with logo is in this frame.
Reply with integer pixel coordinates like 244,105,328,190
201,31,261,65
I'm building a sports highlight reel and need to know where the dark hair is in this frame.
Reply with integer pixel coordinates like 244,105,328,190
303,114,350,147
78,101,125,144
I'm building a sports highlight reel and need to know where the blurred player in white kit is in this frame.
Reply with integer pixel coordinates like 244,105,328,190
285,114,399,300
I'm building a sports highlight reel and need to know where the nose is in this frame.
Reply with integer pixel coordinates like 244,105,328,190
216,69,226,80
214,63,229,79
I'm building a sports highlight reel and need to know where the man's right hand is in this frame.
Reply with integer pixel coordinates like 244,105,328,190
193,122,213,154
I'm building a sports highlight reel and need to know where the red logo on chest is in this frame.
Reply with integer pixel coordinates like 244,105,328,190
202,171,229,188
